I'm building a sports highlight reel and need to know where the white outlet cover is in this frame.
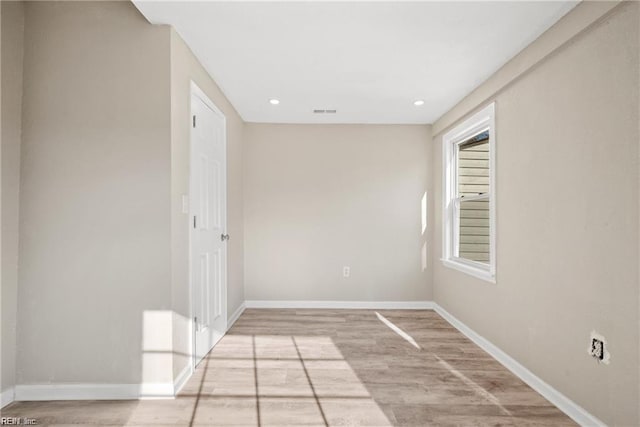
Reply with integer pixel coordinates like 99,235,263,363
343,266,350,277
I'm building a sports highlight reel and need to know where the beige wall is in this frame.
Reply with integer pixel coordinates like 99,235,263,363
169,29,245,380
432,2,621,137
431,3,639,425
1,0,24,395
17,1,172,385
11,0,245,390
244,124,432,302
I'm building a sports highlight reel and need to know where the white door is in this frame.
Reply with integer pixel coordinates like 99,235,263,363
190,86,227,367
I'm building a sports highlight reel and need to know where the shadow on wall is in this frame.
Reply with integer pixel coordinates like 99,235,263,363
421,191,428,272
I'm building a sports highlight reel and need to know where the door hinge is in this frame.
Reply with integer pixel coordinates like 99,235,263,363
192,115,196,128
193,216,197,229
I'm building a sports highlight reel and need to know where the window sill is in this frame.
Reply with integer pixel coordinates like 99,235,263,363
441,258,496,284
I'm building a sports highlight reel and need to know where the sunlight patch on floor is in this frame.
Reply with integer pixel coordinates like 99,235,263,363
375,312,421,349
164,332,392,426
434,354,511,416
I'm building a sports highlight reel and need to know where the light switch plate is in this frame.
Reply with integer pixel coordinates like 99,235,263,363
182,195,189,214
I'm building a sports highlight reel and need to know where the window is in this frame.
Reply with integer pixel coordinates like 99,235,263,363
442,103,495,282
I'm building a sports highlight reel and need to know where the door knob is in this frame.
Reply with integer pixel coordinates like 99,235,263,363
221,233,230,241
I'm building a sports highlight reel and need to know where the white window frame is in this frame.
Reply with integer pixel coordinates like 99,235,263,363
442,102,496,283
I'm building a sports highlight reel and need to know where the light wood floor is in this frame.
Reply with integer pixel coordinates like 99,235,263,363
2,309,575,426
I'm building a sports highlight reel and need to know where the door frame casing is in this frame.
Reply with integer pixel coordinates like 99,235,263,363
188,81,228,372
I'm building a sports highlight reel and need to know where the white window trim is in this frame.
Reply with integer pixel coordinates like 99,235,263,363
441,102,496,283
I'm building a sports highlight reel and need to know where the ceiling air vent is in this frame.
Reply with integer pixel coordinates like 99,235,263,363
313,109,337,114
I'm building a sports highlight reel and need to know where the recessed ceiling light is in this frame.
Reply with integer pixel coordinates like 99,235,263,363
269,98,280,105
414,100,425,106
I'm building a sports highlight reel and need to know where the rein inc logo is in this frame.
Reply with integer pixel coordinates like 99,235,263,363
0,417,37,425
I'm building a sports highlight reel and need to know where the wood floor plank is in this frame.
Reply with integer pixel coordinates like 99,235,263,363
1,309,575,426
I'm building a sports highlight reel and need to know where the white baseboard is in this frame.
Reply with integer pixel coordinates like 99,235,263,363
227,302,246,330
1,387,14,408
245,300,435,309
15,384,140,401
433,303,605,427
139,383,174,399
14,382,176,402
173,363,192,395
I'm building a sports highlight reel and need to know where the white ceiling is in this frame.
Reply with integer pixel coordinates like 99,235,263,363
133,1,578,124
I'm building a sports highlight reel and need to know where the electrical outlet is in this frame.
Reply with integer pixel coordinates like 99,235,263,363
588,331,610,364
590,338,604,361
343,266,350,278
